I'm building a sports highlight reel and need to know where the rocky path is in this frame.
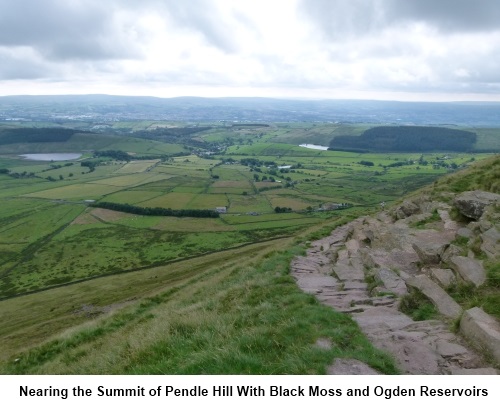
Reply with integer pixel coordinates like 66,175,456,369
292,192,500,374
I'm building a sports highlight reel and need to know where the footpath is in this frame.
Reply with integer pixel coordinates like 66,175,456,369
292,191,500,374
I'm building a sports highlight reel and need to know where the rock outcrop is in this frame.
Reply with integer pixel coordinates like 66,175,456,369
454,190,500,220
292,192,500,374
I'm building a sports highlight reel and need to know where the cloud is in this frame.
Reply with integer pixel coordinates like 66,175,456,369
0,0,144,61
0,0,500,100
386,0,500,32
299,0,500,39
0,46,52,79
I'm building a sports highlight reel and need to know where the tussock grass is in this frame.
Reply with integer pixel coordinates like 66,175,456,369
399,289,438,321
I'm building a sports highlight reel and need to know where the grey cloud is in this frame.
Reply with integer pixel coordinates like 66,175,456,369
299,0,386,39
156,0,242,53
0,49,51,80
300,0,500,39
0,0,140,60
386,0,500,32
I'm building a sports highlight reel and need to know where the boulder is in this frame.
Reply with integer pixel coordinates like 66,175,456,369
395,200,419,219
406,275,462,319
460,307,500,364
441,244,464,263
454,190,500,220
412,240,448,265
479,220,493,232
481,227,500,259
448,256,486,287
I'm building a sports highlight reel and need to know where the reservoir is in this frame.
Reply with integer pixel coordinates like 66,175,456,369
19,153,82,161
299,144,329,151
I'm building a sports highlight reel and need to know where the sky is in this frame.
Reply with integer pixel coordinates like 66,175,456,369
1,0,500,101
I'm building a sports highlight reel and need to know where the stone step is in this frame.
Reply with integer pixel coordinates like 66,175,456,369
448,256,486,287
406,275,462,319
460,307,500,364
342,281,368,290
371,296,396,307
338,305,373,314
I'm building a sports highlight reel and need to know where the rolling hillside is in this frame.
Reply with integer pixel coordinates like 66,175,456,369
0,155,498,374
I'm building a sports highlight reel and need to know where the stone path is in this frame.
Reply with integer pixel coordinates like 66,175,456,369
292,210,499,375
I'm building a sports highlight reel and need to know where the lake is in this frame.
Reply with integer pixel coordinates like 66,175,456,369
19,153,82,161
299,144,329,151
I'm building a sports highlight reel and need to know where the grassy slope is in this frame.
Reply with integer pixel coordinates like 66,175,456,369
0,216,397,375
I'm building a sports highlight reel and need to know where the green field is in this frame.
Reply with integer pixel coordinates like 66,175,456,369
0,120,498,375
0,126,495,298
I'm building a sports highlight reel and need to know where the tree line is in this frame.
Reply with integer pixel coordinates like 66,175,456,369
91,201,220,218
329,126,477,152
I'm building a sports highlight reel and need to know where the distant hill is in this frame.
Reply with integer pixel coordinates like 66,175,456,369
329,126,478,152
2,95,500,125
0,127,80,145
0,127,188,155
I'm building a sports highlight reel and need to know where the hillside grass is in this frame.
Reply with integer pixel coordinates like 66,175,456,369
1,237,398,375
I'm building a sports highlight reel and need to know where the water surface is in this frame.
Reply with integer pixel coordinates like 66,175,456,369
299,144,329,151
19,153,82,161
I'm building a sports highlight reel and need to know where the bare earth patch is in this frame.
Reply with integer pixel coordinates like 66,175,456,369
71,211,100,225
91,208,134,222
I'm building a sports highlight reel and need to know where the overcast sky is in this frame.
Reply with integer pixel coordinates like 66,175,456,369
1,0,500,101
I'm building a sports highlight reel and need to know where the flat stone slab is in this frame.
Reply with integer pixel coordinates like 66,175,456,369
354,307,414,331
332,263,365,282
434,341,469,358
448,256,486,287
345,239,360,254
294,274,338,294
343,281,368,290
450,368,499,375
429,268,456,288
460,307,500,364
327,359,380,375
354,308,441,375
375,268,408,296
438,209,459,231
407,275,462,319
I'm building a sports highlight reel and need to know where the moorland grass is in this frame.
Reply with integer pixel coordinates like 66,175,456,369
1,242,398,375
